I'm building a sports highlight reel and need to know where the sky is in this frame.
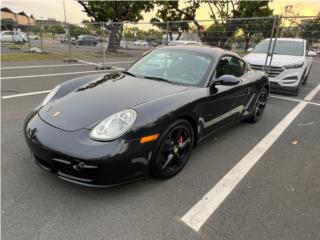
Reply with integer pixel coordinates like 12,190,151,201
1,0,320,24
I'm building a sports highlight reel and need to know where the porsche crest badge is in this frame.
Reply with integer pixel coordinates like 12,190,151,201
52,111,61,117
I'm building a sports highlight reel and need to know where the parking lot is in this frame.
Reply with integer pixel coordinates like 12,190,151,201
2,56,320,240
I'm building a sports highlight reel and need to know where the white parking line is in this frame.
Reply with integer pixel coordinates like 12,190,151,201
1,63,89,70
1,61,134,70
2,90,50,99
77,59,134,66
181,83,320,232
304,83,320,101
77,60,101,66
270,95,320,107
0,69,121,80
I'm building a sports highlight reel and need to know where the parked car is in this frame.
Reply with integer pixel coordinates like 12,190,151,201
167,40,202,46
133,40,148,46
311,48,320,54
77,35,98,46
244,38,316,94
28,34,40,40
24,45,269,187
57,34,68,43
0,31,28,43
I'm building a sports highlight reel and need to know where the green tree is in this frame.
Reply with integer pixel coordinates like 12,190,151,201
301,17,320,44
232,1,274,49
45,25,65,39
70,25,90,36
206,0,273,49
78,1,155,51
151,1,201,42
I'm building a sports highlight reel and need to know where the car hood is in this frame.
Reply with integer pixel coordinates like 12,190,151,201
39,73,189,131
244,53,304,67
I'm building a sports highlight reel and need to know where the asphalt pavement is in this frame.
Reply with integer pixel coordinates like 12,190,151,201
1,57,320,240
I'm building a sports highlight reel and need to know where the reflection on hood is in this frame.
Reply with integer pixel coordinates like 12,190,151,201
76,73,124,92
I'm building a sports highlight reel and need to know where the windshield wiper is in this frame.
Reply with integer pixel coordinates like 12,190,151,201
122,71,137,77
142,75,173,84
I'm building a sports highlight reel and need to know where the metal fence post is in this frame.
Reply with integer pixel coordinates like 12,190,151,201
68,23,71,59
96,21,111,70
100,22,104,61
263,16,277,71
40,20,44,52
27,21,31,52
102,22,106,68
267,15,281,75
166,21,169,45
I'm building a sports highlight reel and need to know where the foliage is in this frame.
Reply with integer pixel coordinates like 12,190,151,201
123,27,162,40
206,0,274,49
70,25,90,36
151,1,201,41
78,1,155,51
204,0,237,23
44,25,65,35
78,1,154,22
30,25,41,33
301,18,320,43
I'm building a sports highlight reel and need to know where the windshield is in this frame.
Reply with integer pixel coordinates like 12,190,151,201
127,49,213,86
252,40,304,56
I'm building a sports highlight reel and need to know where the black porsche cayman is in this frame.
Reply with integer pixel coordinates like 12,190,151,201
24,46,269,187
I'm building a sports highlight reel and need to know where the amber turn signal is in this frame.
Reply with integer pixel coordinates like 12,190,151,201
140,133,160,144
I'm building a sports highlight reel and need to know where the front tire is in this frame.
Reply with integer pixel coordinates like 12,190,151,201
247,88,268,123
151,119,194,179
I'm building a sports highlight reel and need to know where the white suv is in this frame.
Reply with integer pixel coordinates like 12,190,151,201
244,38,317,93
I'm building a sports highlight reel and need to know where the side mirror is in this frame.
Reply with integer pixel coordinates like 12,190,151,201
247,48,253,53
307,50,317,57
214,75,240,86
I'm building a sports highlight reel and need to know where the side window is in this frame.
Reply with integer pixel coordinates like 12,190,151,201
216,56,245,78
239,59,248,74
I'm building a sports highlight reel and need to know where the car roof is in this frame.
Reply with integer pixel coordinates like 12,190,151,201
158,45,239,58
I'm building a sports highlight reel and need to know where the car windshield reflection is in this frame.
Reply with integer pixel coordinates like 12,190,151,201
127,49,213,86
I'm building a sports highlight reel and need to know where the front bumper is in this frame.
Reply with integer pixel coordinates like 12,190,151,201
269,68,304,88
23,112,154,187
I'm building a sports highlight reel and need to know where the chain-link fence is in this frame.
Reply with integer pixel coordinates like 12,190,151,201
1,16,319,98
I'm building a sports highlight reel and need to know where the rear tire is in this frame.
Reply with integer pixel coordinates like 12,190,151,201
150,119,194,179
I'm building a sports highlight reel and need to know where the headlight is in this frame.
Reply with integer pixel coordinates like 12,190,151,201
284,62,304,69
40,85,60,107
90,109,137,141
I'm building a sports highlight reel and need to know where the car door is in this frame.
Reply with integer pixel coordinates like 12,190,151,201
199,55,251,137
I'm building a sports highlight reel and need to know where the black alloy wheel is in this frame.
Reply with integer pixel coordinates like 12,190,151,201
248,88,268,123
151,119,194,178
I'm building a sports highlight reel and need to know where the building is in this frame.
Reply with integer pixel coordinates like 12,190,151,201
36,18,64,27
0,7,36,30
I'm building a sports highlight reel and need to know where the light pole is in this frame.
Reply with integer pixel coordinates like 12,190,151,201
62,0,76,62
